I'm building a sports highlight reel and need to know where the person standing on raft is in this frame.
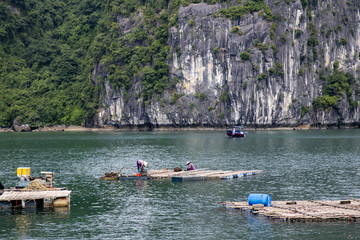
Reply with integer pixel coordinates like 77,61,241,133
186,161,195,171
137,160,148,173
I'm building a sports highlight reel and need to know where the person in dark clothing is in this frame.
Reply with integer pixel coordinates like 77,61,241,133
0,180,4,195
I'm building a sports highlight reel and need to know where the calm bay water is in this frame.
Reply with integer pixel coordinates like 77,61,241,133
0,130,359,239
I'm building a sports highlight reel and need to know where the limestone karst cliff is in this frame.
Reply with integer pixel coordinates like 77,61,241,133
94,0,360,129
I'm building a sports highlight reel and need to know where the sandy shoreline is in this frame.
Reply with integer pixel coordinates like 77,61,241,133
0,123,359,133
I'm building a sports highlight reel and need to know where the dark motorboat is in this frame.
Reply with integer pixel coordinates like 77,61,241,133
226,126,247,137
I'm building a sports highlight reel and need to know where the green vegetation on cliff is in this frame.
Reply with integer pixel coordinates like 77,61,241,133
101,0,172,104
0,0,103,127
313,70,356,111
0,0,205,128
0,0,172,127
219,0,273,20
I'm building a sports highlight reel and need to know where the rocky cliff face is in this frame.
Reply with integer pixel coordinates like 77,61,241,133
94,0,360,129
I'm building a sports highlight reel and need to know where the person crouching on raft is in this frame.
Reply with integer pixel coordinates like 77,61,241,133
137,160,148,173
186,161,195,171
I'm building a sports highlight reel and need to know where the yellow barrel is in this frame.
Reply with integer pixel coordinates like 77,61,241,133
17,167,31,177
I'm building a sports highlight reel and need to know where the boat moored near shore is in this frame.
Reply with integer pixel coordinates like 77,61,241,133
226,126,248,137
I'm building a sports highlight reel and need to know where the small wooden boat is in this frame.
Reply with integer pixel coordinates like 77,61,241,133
118,175,148,180
226,126,247,137
100,169,148,181
99,171,120,180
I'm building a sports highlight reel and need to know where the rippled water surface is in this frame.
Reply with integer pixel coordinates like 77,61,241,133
0,130,360,239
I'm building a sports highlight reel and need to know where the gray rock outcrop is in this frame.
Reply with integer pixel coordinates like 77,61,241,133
93,1,360,129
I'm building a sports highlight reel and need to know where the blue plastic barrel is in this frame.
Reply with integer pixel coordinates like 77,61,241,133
248,193,272,207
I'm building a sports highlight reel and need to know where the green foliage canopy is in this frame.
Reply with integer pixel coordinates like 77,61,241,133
0,0,175,128
312,71,355,111
219,0,273,21
0,0,104,127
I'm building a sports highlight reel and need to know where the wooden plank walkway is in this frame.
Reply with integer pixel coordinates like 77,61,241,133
220,199,360,222
145,169,263,181
0,189,72,201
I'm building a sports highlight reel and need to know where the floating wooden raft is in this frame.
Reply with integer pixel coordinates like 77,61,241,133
146,169,263,181
0,189,71,208
0,189,71,201
221,199,360,222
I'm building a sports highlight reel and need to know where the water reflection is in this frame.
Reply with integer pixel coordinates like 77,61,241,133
9,207,69,239
14,212,33,239
135,179,148,190
248,213,273,240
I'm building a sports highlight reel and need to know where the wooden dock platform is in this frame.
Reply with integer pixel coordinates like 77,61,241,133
100,169,263,181
146,169,263,181
0,189,71,208
220,199,360,222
